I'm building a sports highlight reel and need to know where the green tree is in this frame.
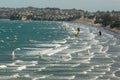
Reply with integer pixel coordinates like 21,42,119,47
111,21,120,29
101,13,112,26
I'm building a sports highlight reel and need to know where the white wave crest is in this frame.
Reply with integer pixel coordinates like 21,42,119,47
16,66,26,71
0,65,7,68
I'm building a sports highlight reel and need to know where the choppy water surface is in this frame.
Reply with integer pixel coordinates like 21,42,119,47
0,20,120,80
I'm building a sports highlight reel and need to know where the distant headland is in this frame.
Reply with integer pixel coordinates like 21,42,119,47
0,7,83,21
0,7,119,32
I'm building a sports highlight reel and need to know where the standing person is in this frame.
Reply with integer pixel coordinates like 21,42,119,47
99,30,102,36
64,26,66,31
11,51,15,60
77,27,80,33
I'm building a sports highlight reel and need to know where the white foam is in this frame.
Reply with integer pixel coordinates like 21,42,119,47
0,74,19,79
0,76,11,79
52,39,67,44
29,40,40,43
0,65,7,68
68,75,75,79
38,67,46,71
32,74,53,80
22,47,43,51
61,53,72,61
41,46,69,56
15,60,38,67
24,74,30,78
40,48,53,55
78,45,91,53
11,74,20,78
15,48,21,51
102,46,109,53
66,35,71,39
36,43,61,48
71,63,80,67
31,61,38,64
26,61,38,67
7,63,16,66
83,71,88,74
51,75,75,80
16,66,26,71
104,33,114,38
15,60,23,63
89,33,96,39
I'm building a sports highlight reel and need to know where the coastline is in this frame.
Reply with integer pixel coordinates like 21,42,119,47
74,19,120,34
104,26,120,34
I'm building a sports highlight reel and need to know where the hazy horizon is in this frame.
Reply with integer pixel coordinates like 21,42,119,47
0,0,120,12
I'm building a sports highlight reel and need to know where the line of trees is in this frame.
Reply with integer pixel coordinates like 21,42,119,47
0,7,119,29
94,11,120,29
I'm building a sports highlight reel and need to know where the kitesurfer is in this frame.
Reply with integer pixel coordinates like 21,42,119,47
74,31,79,37
77,27,80,33
11,51,15,60
64,26,66,31
99,30,102,36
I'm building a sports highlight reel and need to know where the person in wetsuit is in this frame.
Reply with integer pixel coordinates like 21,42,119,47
74,27,80,37
99,30,102,36
77,27,80,33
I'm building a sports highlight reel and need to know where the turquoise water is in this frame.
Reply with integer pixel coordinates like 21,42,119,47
0,20,120,80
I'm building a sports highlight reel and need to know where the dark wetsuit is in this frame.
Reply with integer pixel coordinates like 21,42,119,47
77,27,80,32
99,31,102,36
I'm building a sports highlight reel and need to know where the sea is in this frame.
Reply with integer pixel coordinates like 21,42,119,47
0,20,120,80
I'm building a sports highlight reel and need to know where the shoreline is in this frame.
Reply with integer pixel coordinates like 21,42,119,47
104,26,120,34
74,20,120,34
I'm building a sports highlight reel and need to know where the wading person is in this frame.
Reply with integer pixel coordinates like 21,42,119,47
77,27,80,33
99,30,102,36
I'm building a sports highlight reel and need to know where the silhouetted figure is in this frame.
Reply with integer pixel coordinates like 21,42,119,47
99,31,102,36
77,27,80,32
